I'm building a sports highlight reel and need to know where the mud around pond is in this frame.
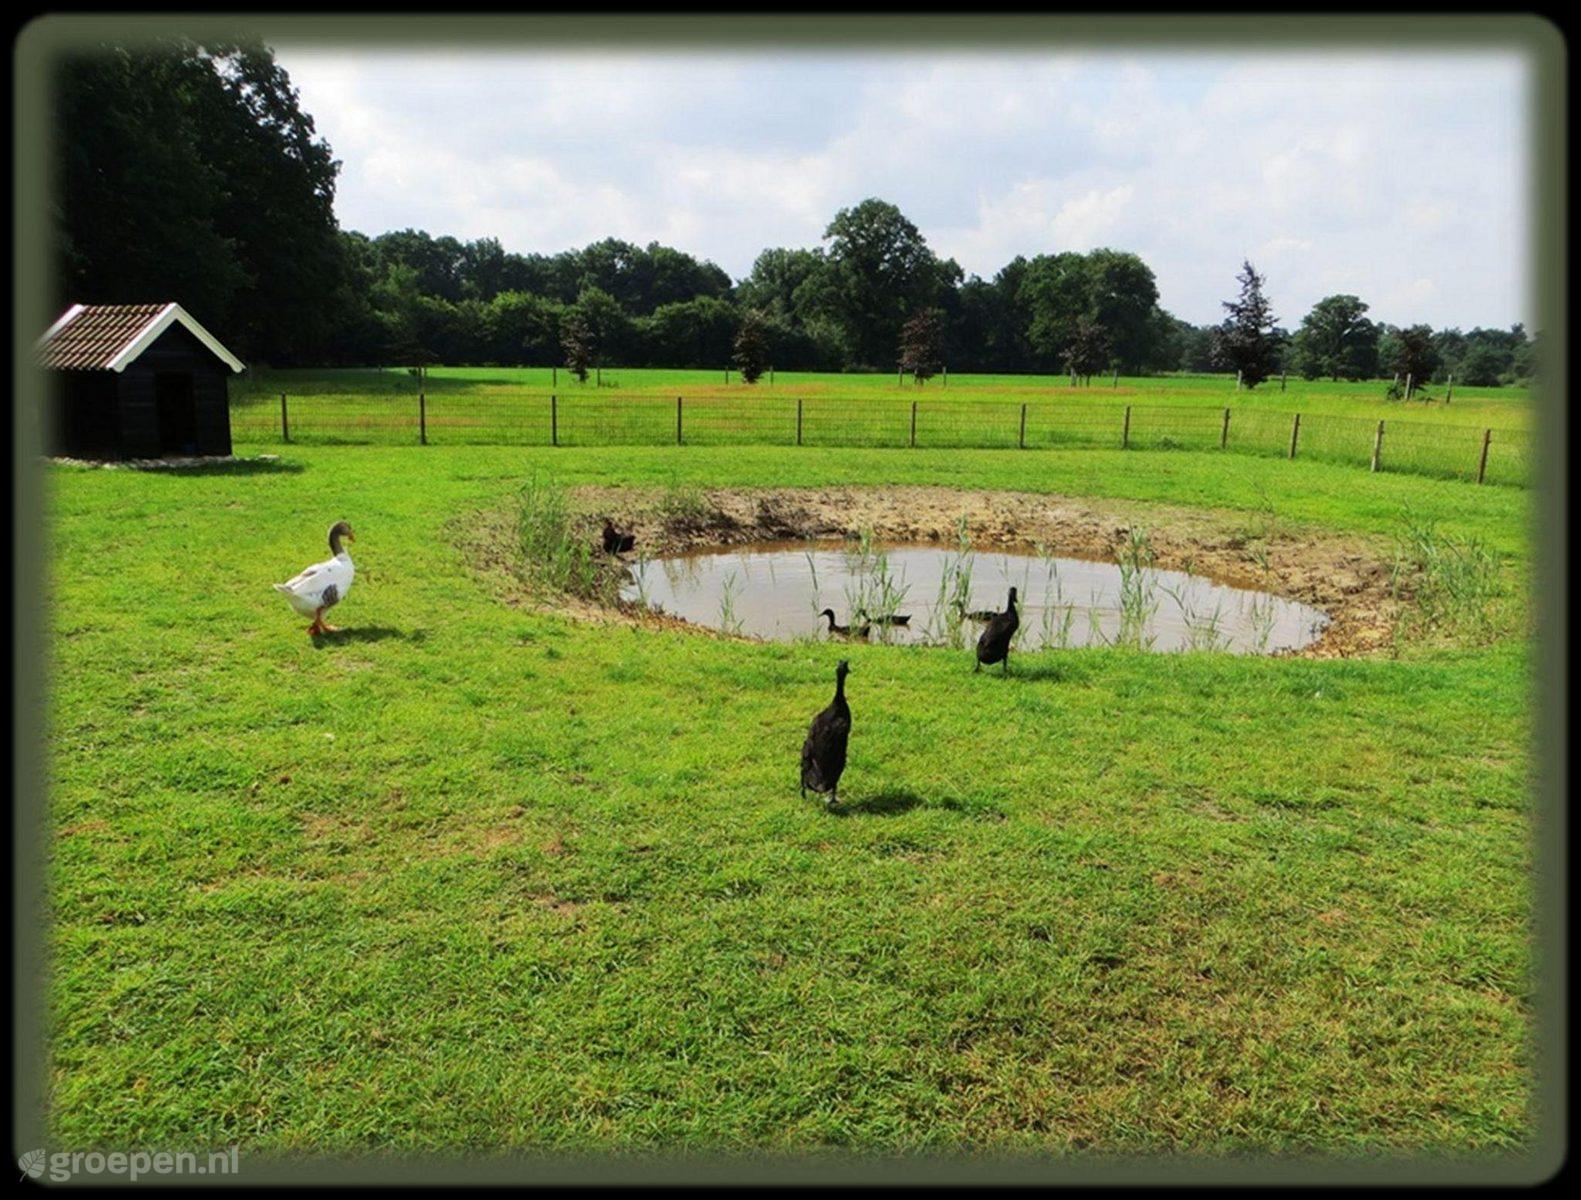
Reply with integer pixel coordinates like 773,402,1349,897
460,485,1404,658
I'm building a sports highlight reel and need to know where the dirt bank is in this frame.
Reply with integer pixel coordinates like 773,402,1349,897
461,485,1405,658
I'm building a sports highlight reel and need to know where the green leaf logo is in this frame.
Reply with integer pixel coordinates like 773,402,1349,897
18,1149,46,1180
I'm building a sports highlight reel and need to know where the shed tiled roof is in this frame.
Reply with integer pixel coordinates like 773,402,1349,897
37,303,245,373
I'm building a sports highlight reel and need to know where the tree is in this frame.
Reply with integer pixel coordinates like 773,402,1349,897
1291,294,1379,381
1381,324,1439,390
560,313,594,383
897,307,946,383
1210,261,1279,387
52,39,344,363
733,309,771,384
804,199,960,369
1062,318,1113,384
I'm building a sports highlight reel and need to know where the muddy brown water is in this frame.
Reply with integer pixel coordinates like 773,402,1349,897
621,540,1330,654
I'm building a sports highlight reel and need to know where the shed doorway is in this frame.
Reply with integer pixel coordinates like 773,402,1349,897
154,372,198,455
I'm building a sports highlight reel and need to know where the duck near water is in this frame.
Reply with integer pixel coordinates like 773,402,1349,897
857,609,912,628
601,519,636,554
801,659,852,809
819,608,872,639
974,586,1020,675
274,521,355,636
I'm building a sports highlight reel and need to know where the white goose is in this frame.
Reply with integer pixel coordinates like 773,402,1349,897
274,520,356,635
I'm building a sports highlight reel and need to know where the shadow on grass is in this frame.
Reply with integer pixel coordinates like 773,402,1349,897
829,789,925,817
139,457,306,476
310,626,428,648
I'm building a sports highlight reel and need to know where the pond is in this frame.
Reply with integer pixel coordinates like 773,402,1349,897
621,540,1331,655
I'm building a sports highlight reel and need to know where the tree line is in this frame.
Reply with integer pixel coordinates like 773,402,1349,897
51,39,1538,387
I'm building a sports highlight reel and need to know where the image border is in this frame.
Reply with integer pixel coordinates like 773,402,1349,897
10,12,1567,1186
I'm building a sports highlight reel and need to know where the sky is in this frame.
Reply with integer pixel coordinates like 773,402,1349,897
273,46,1532,330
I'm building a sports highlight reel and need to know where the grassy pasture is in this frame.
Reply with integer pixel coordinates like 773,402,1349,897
229,369,1533,487
46,443,1532,1155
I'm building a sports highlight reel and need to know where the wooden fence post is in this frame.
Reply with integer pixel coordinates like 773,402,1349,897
942,366,948,388
1446,373,1454,404
909,400,917,448
552,365,557,388
1404,372,1413,402
1371,420,1384,472
897,367,904,388
1221,407,1231,449
769,366,774,386
796,398,803,446
1122,405,1132,449
676,396,683,445
1477,428,1492,484
1112,368,1119,388
280,393,289,443
419,392,427,445
1280,371,1287,392
1288,412,1301,459
1019,403,1027,449
1236,369,1243,391
551,394,558,447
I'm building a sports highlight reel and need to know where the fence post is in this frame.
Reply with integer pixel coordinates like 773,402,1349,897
909,400,917,448
1122,405,1132,449
551,394,558,447
1221,407,1231,449
553,365,557,388
1280,371,1287,392
280,393,289,443
1446,373,1454,404
769,366,774,386
419,391,427,445
1288,412,1301,459
942,366,947,388
1404,372,1413,402
676,396,683,445
796,398,803,446
1477,428,1492,484
1371,420,1384,472
1112,368,1119,388
1236,369,1243,391
897,367,904,388
1019,403,1027,449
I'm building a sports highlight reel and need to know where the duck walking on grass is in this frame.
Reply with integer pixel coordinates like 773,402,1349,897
274,521,355,636
819,608,872,639
801,660,852,809
974,586,1019,675
601,518,636,555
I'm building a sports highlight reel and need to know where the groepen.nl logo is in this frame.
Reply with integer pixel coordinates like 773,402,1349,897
19,1147,239,1182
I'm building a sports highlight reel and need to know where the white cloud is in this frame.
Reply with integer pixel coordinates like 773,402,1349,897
274,45,1532,329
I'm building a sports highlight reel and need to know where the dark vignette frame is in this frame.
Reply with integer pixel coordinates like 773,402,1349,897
11,12,1566,1187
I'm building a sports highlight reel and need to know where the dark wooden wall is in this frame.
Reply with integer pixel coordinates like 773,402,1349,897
52,323,233,459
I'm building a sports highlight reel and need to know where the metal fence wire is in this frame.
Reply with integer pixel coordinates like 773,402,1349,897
229,392,1532,487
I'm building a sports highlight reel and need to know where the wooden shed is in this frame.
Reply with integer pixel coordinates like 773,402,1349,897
38,303,245,459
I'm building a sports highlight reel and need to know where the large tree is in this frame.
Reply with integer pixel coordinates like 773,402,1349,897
803,199,961,369
53,39,344,363
1210,261,1280,387
1292,294,1380,381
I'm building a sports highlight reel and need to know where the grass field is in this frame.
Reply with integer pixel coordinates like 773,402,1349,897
227,369,1534,487
46,442,1533,1155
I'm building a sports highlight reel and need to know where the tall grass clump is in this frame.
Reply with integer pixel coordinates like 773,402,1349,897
516,472,607,600
1390,515,1503,644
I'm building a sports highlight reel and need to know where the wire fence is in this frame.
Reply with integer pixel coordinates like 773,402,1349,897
230,392,1533,487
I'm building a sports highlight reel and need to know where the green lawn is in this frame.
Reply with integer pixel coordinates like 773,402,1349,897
46,444,1533,1155
227,370,1533,489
